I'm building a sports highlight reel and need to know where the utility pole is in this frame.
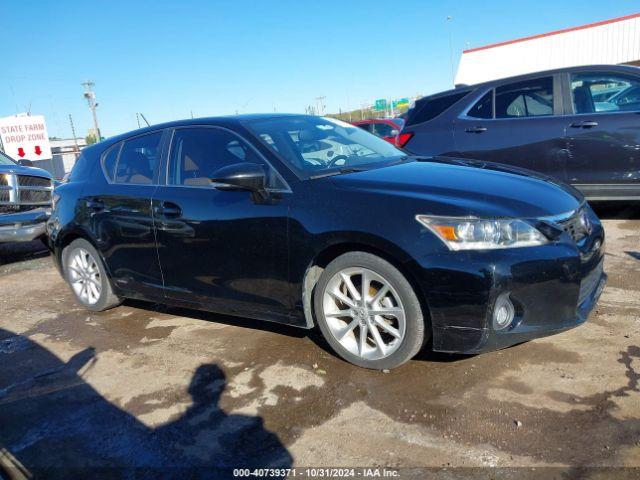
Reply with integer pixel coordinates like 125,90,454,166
446,16,455,86
68,114,80,159
81,81,101,142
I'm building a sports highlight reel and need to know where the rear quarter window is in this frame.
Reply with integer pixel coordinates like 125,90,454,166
101,143,121,182
406,91,469,126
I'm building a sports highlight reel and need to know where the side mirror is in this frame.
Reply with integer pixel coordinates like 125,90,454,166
210,162,266,193
390,129,400,137
18,159,34,167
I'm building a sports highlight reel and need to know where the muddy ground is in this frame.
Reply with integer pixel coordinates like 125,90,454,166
0,204,638,479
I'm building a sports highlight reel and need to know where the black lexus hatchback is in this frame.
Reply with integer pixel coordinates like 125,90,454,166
48,114,606,369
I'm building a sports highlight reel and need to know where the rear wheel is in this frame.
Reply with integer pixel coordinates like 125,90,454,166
62,239,121,312
314,251,426,370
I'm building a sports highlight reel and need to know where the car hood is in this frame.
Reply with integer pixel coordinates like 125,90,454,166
330,157,583,218
0,163,52,179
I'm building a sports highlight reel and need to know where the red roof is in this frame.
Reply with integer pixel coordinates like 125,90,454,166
463,12,640,54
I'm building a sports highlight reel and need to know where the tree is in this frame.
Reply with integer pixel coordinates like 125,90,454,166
85,133,98,145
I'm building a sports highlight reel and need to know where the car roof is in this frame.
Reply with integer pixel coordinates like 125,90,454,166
94,113,310,150
423,64,640,102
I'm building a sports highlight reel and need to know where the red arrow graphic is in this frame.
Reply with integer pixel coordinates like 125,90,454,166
34,146,42,156
17,147,25,158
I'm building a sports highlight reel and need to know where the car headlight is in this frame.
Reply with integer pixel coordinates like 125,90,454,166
416,215,548,250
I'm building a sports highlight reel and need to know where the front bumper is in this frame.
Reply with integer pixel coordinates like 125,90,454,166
0,208,51,243
409,222,606,354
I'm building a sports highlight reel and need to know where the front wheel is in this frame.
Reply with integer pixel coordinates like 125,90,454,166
314,252,426,370
62,239,122,312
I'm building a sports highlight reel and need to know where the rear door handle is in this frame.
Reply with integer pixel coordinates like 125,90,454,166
153,201,182,218
465,126,487,133
570,121,598,128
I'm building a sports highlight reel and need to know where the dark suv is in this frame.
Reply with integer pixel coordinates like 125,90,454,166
48,114,605,369
398,65,640,201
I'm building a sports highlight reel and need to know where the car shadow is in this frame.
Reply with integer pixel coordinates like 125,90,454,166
589,201,640,220
0,328,292,480
0,240,48,267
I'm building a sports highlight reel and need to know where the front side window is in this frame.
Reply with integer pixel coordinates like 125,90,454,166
115,132,163,184
495,77,554,118
467,91,493,119
169,127,286,189
571,72,640,114
244,116,407,178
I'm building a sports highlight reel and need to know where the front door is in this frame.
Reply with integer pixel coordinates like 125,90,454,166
454,76,568,179
153,126,292,322
562,70,640,199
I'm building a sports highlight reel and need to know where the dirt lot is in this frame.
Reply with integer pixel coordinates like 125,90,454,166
0,206,639,479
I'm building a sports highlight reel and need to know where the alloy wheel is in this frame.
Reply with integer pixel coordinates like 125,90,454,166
68,248,102,305
322,267,407,361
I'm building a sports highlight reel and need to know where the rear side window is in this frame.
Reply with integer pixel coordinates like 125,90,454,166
407,91,469,126
495,77,554,118
356,123,372,133
101,144,121,182
115,132,163,184
371,123,395,137
468,91,493,119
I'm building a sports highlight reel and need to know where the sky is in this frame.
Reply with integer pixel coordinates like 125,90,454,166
1,0,639,138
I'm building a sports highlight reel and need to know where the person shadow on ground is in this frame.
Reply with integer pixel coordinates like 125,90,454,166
0,329,292,480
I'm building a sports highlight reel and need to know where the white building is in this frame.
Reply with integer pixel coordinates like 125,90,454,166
456,13,640,86
31,138,87,179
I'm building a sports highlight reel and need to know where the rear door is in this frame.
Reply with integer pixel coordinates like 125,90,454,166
561,70,640,199
84,130,167,299
453,76,569,177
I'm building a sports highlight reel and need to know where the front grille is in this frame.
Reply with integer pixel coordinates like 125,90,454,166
19,189,51,204
17,175,51,188
556,209,589,243
0,173,52,209
0,204,39,214
579,260,604,306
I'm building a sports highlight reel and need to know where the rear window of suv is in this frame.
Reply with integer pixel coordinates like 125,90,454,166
406,91,469,126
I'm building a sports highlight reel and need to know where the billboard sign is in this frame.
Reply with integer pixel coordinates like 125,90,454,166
0,115,52,161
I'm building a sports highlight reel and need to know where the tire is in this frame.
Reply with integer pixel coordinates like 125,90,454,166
62,239,122,312
314,251,426,370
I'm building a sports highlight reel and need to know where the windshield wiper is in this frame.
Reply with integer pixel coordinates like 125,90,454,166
309,167,367,179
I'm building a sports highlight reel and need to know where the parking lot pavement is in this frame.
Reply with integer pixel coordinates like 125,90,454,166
0,212,639,476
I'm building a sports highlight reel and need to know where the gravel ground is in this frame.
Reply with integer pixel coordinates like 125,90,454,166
0,204,638,479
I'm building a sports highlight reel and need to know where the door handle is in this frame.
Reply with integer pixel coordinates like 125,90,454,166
153,202,182,218
465,126,487,133
570,121,598,128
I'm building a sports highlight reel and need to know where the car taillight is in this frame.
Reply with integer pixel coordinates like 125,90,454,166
396,132,414,148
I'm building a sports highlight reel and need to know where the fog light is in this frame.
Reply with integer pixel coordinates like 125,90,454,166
493,293,515,330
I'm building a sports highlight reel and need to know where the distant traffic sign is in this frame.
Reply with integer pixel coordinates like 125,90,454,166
374,99,387,111
0,115,52,161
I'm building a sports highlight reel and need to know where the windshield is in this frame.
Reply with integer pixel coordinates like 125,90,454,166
0,151,17,166
244,116,407,178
